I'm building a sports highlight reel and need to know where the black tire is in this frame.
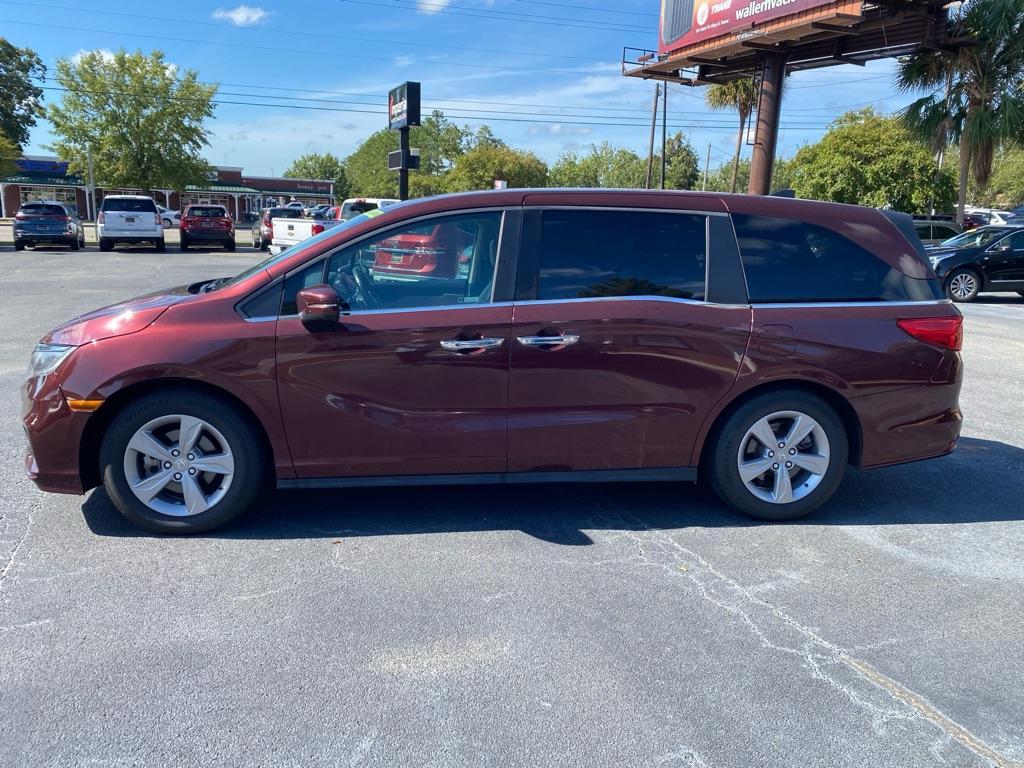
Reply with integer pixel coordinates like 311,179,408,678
69,235,80,251
705,390,848,522
225,240,236,252
14,240,25,251
98,238,111,252
945,267,980,302
99,390,266,534
180,235,189,252
154,239,166,253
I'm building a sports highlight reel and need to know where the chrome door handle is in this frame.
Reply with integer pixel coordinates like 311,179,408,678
516,334,580,347
440,337,505,351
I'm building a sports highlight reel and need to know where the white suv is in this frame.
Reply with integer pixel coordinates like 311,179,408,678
98,195,165,251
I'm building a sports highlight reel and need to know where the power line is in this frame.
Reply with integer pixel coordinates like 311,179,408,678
512,0,659,18
0,0,601,63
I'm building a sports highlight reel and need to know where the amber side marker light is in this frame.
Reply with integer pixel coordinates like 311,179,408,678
65,398,104,412
897,316,964,352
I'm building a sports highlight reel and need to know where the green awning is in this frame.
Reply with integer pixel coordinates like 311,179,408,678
249,188,331,196
0,171,85,186
184,182,260,194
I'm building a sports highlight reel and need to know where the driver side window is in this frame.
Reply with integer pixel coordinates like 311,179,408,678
325,211,504,311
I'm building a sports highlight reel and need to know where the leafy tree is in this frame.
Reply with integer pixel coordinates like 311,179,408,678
549,142,646,188
661,131,700,190
0,134,18,176
0,39,45,150
284,152,350,199
447,145,548,192
967,145,1024,208
896,0,1024,223
345,110,472,197
705,158,751,192
705,79,759,192
790,109,955,212
469,125,506,150
46,49,216,193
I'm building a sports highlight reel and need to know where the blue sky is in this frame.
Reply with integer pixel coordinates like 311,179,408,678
4,0,922,175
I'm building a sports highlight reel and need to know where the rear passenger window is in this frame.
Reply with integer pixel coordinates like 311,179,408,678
532,210,707,301
733,214,904,303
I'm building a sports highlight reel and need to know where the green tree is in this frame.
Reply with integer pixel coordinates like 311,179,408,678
345,110,472,197
284,152,350,199
968,145,1024,208
896,0,1024,223
0,134,18,176
790,109,955,212
705,79,759,193
661,131,700,190
549,142,646,188
46,49,216,193
447,145,548,192
0,39,45,150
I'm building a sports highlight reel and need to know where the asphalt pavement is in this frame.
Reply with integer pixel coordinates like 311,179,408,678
1,246,1022,767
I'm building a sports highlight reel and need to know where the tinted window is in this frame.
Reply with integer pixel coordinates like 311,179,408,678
325,212,503,311
733,214,913,303
932,225,960,239
102,197,158,213
239,282,283,319
187,206,228,218
1000,231,1024,250
341,201,379,219
269,208,303,220
530,210,706,301
20,204,66,216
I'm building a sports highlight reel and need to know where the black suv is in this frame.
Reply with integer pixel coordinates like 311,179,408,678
928,226,1024,302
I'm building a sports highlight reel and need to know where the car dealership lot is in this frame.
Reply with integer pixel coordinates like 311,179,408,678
0,248,1022,767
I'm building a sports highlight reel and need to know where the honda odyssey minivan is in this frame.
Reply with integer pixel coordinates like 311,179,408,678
23,190,963,533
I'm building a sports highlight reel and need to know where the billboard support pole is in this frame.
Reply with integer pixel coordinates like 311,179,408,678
748,51,787,195
398,126,410,201
660,85,668,189
645,83,660,189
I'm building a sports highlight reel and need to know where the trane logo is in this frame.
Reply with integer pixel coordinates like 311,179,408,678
736,0,798,19
712,0,732,13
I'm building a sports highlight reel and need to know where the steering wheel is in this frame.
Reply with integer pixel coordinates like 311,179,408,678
352,264,380,309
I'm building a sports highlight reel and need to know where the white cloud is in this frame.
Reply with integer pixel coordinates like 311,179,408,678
212,5,270,26
417,0,451,12
71,49,115,65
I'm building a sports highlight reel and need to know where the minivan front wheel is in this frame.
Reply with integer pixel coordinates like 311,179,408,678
100,390,265,533
706,391,848,522
945,268,980,302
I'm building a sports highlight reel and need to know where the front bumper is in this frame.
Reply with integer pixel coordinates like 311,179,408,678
22,373,91,494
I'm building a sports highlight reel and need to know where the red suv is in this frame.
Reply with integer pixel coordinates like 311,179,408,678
22,190,963,533
179,205,235,251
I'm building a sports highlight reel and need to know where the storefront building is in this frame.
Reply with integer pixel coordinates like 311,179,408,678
1,156,334,220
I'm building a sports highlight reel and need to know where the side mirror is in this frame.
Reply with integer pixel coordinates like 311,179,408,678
297,284,340,329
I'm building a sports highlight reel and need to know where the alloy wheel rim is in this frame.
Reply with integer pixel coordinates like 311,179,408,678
736,410,830,504
123,414,235,517
951,273,976,299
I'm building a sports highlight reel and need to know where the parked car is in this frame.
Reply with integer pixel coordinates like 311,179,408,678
250,206,303,250
339,197,398,221
963,213,990,230
12,201,86,251
180,205,236,251
913,218,963,245
97,195,165,251
157,205,181,229
310,204,332,219
22,190,964,534
927,225,1024,301
283,201,305,211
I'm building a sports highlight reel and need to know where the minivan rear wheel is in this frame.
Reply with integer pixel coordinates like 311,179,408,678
706,391,848,522
99,390,266,533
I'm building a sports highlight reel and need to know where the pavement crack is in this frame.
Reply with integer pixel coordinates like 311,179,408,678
0,504,35,589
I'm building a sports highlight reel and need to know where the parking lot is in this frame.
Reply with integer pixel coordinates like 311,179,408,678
1,246,1021,767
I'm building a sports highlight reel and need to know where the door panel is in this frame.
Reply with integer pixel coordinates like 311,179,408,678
986,230,1024,283
277,306,511,477
508,299,749,472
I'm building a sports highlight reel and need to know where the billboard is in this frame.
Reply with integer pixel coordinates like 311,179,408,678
659,0,840,54
388,81,421,130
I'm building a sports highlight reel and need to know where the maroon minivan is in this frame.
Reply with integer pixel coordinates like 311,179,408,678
23,190,963,533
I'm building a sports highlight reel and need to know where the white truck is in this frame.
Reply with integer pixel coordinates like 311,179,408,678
269,197,398,254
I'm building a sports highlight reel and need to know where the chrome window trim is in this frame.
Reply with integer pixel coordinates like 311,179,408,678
526,204,728,218
749,299,953,309
275,301,516,320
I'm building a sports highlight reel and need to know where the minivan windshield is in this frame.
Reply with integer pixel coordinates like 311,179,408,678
940,228,1009,248
218,210,387,290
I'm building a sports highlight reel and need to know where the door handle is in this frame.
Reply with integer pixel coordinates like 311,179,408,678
439,337,505,351
516,334,580,347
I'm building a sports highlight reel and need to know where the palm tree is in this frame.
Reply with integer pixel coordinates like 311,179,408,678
896,0,1024,224
705,79,759,193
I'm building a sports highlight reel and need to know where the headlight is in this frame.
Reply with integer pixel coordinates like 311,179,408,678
28,343,76,376
928,256,945,269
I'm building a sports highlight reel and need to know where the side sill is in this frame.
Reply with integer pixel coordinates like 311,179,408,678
278,467,698,490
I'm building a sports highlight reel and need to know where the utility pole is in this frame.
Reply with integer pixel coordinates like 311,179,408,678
748,51,788,195
645,83,660,190
660,84,668,189
702,142,711,191
87,146,96,221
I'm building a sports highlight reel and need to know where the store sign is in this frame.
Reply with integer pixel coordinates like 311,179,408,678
659,0,846,53
17,158,69,174
388,81,421,130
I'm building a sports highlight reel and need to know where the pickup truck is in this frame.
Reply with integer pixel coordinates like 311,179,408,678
269,197,398,253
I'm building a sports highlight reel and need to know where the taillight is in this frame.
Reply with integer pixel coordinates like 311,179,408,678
97,212,105,224
312,223,325,236
180,217,190,230
898,316,963,351
154,213,161,226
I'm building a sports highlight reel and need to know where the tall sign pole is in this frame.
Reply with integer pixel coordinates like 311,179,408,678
87,145,97,221
748,52,788,195
387,82,421,201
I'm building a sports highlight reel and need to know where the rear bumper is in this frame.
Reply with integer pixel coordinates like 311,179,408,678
16,234,76,243
182,230,233,242
99,229,163,240
22,374,89,495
